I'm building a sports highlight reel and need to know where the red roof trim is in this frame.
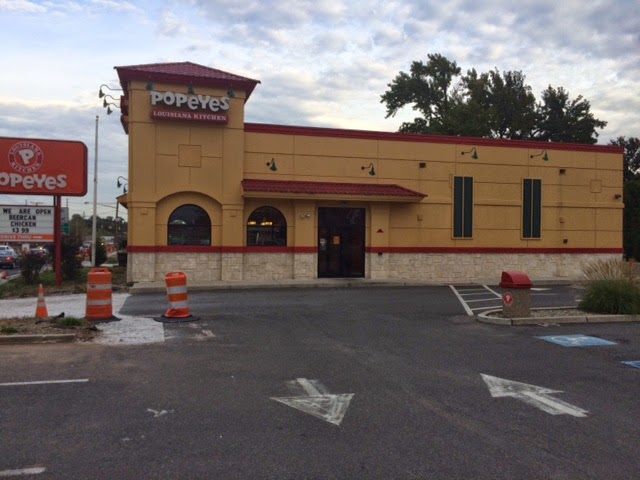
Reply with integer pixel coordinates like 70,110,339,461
245,123,623,154
115,61,261,100
241,179,425,198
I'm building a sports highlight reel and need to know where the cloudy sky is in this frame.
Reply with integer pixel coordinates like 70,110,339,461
0,0,638,220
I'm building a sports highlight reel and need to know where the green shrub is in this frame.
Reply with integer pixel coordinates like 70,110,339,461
20,251,47,285
578,279,640,314
54,236,83,280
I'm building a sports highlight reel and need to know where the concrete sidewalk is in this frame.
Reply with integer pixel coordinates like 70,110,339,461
128,276,574,294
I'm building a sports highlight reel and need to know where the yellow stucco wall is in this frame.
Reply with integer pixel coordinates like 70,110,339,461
123,78,623,253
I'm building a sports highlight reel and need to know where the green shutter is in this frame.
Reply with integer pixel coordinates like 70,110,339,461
463,177,473,238
454,177,463,238
532,179,542,238
523,179,532,238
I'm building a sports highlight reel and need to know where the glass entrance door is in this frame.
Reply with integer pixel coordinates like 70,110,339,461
318,207,365,278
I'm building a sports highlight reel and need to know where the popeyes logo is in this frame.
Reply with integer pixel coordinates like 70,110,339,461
0,137,87,196
8,142,44,174
149,90,230,124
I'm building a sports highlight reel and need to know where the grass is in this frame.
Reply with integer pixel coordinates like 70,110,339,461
0,326,18,334
580,258,640,284
0,266,128,299
578,259,640,315
55,317,84,328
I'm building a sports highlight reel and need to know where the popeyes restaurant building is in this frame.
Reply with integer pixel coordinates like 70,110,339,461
114,62,624,284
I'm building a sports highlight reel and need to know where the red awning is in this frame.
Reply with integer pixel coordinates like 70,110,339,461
241,179,426,202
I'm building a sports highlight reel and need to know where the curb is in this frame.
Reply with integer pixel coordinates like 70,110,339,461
477,307,640,326
0,334,76,345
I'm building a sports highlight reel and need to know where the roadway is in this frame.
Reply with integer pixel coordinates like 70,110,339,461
1,285,639,479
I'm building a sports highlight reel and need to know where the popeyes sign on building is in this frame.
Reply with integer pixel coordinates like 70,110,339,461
0,137,87,196
149,90,230,124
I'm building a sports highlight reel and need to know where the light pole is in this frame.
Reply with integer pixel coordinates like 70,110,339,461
92,115,99,266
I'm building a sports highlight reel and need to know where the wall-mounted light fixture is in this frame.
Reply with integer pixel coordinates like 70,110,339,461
227,87,236,98
361,163,376,176
266,158,277,171
98,84,122,98
102,94,120,115
461,147,478,159
145,81,154,91
419,162,427,168
117,176,128,193
187,82,195,95
614,194,622,199
559,168,566,174
530,150,549,161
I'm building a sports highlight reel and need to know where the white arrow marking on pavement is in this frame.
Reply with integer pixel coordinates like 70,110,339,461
481,374,588,417
271,378,354,426
530,287,551,291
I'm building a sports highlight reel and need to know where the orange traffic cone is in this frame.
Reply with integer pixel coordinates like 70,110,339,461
35,284,49,319
1,271,7,279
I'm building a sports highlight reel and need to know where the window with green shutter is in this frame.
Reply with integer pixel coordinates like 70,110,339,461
453,176,473,238
523,179,542,239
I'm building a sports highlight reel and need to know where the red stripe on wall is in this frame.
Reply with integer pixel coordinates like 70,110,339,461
367,247,623,254
128,246,622,254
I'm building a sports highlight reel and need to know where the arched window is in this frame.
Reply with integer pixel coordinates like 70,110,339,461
168,204,211,246
247,206,287,246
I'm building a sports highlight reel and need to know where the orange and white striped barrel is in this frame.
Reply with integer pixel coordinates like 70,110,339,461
86,268,113,320
164,272,191,318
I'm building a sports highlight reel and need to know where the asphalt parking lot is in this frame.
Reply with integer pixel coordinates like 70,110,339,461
1,285,639,479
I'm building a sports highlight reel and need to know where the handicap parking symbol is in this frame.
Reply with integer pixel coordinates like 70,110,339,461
538,334,617,347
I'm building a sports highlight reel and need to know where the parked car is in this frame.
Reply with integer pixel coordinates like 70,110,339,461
0,246,20,269
29,246,49,259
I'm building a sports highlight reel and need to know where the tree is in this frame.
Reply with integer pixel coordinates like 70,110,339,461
623,179,640,261
70,213,89,239
381,54,607,144
534,86,607,144
462,68,537,139
380,53,463,135
609,136,640,182
613,136,640,261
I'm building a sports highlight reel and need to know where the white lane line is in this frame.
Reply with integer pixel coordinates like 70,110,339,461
482,285,502,297
449,285,474,316
0,379,89,387
465,298,504,303
471,305,503,311
0,467,46,476
456,292,498,297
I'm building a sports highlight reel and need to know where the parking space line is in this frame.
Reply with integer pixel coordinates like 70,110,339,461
0,379,89,387
449,285,474,316
0,467,46,477
450,284,504,316
465,298,503,303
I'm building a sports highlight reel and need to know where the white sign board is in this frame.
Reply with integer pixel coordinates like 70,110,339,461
0,204,54,242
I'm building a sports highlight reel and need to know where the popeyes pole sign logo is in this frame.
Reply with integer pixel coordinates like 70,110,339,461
149,90,230,124
0,137,87,196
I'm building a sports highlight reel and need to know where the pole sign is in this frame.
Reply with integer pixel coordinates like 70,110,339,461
0,205,54,242
0,137,88,196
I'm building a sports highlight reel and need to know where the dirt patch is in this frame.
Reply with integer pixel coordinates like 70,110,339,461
0,316,100,342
